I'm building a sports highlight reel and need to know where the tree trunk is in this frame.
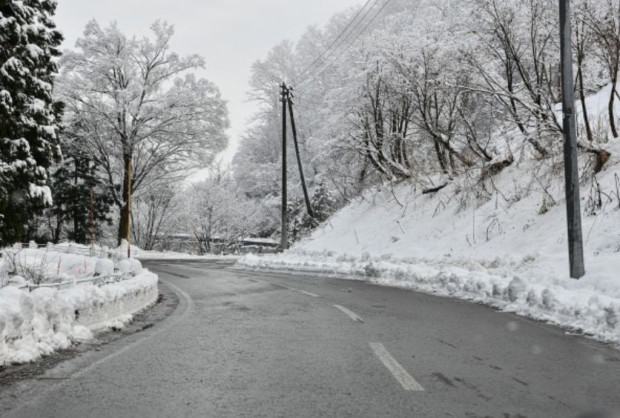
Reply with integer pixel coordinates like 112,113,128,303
53,213,62,244
609,73,618,138
1,203,24,244
73,161,80,243
117,156,132,245
434,141,449,175
73,206,80,243
577,68,593,142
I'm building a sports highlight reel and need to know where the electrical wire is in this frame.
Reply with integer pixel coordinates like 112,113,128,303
296,0,384,87
296,0,394,91
296,0,377,82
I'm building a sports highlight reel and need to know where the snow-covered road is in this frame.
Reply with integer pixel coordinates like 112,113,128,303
2,259,619,417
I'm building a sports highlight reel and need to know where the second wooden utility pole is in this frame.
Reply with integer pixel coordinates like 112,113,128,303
280,83,288,251
286,89,314,220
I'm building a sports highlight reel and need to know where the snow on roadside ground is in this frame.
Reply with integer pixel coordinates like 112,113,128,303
131,245,239,261
241,250,620,345
0,245,158,365
108,237,239,261
135,250,239,261
239,137,620,346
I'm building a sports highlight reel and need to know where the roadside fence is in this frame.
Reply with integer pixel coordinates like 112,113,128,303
0,242,136,292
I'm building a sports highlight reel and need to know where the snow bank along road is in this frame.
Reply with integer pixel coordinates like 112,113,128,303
2,259,619,418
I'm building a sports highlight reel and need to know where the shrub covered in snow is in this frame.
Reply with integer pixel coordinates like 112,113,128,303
116,260,132,275
129,258,142,275
95,259,114,276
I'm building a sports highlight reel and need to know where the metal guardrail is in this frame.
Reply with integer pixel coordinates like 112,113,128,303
32,272,129,290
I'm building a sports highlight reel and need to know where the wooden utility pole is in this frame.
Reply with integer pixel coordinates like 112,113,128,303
286,89,314,220
559,0,585,278
280,83,288,251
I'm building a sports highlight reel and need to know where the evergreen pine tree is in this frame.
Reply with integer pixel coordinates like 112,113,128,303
307,183,337,224
289,184,338,242
43,139,114,244
0,0,63,244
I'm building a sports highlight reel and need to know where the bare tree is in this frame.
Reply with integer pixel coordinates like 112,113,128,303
583,0,620,138
573,1,595,142
469,0,563,156
185,170,261,254
56,20,229,244
131,182,179,251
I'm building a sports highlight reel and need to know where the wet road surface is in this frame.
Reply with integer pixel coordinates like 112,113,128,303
1,259,619,418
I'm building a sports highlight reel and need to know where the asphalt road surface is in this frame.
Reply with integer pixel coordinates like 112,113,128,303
2,259,619,418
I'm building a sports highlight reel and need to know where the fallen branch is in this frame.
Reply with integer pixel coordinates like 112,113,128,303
578,142,611,174
422,183,449,195
480,156,514,181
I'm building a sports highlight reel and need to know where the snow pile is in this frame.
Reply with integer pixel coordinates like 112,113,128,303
111,238,240,260
0,245,158,365
135,249,239,261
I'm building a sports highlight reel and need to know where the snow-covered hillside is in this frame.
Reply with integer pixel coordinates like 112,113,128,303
240,85,620,346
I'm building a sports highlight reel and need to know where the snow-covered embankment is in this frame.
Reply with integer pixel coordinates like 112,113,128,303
0,245,159,365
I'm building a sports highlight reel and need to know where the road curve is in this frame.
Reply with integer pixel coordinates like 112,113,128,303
2,259,619,418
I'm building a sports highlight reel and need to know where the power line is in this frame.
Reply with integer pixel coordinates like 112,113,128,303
297,0,394,91
296,0,377,81
288,90,325,108
298,0,393,89
297,0,384,87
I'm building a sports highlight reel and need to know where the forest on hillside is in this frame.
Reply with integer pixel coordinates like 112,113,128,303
232,0,619,243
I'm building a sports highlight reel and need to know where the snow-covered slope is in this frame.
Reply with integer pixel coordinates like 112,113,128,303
290,141,620,281
240,86,620,346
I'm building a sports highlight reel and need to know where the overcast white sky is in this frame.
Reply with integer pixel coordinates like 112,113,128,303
55,0,362,172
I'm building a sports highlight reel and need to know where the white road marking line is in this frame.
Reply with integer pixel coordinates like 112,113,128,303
369,342,425,391
333,304,364,322
295,289,319,297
